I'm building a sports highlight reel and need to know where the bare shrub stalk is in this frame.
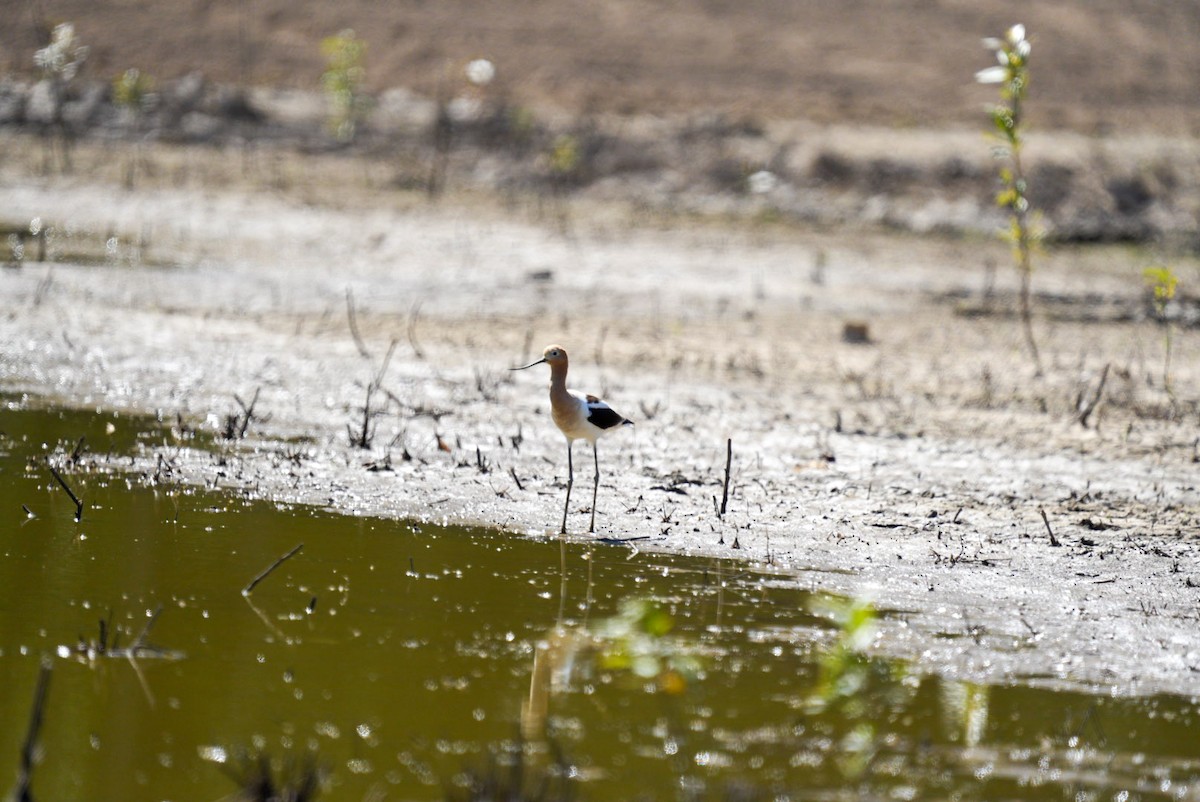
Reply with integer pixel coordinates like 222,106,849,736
1144,265,1180,404
978,24,1043,375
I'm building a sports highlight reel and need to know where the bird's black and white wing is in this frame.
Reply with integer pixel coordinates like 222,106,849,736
584,394,633,431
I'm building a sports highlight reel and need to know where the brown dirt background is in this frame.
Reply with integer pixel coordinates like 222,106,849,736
4,0,1200,134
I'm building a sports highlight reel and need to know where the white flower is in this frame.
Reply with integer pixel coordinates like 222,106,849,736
465,58,495,86
747,170,778,194
1007,24,1026,45
975,66,1009,85
34,22,88,81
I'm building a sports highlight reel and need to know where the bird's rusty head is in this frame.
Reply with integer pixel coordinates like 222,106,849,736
511,344,568,371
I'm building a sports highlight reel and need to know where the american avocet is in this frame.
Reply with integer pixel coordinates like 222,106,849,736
511,344,633,534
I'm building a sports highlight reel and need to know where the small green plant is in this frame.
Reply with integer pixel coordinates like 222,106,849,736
594,598,700,694
807,595,883,717
319,29,370,143
508,105,537,147
1143,265,1180,401
112,67,155,187
806,595,911,780
978,24,1043,374
112,67,154,112
547,134,582,183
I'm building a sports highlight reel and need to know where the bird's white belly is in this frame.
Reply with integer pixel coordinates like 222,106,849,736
552,391,597,442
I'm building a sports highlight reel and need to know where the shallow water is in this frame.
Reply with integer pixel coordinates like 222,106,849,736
2,396,1200,801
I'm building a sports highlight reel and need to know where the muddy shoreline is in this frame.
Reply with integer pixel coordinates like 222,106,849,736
2,135,1199,700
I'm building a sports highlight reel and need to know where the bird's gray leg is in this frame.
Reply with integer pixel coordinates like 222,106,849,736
561,441,573,535
589,442,600,533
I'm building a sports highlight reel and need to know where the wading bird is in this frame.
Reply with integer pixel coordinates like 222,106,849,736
511,344,633,534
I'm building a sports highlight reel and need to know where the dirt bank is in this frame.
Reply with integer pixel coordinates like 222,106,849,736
5,0,1200,133
2,136,1199,700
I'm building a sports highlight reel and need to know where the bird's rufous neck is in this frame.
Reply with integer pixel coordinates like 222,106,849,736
548,361,570,398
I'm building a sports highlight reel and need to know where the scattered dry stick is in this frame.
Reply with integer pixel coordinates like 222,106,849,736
15,658,52,802
69,435,87,464
407,300,425,360
130,605,165,652
1039,508,1062,547
234,388,261,440
243,543,304,596
1077,363,1110,429
221,388,263,440
68,608,184,664
346,289,399,449
345,288,371,359
719,438,733,517
47,459,84,521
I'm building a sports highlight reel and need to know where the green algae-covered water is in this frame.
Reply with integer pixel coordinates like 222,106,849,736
2,396,1200,801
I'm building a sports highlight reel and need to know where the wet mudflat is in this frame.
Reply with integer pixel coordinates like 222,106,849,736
4,399,1200,801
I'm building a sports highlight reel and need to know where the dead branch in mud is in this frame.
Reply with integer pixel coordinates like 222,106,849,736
719,438,733,517
345,287,371,359
407,299,425,360
384,391,452,423
31,269,54,307
348,338,398,448
130,605,165,652
243,543,305,596
932,535,966,565
68,435,87,465
218,745,326,802
62,606,183,706
1039,508,1062,547
639,399,662,420
222,387,264,440
47,458,84,521
346,289,399,449
66,606,183,662
14,658,52,802
1077,363,1110,429
427,96,453,198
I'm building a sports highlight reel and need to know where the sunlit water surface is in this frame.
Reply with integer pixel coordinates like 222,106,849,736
2,396,1199,801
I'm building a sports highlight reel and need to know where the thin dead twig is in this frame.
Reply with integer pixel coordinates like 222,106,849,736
719,438,733,517
69,435,87,465
68,607,183,663
15,658,52,802
346,289,400,449
1039,507,1062,547
234,388,261,440
1077,363,1110,429
221,388,265,441
243,543,304,596
345,288,371,359
130,604,165,652
47,459,84,521
407,300,425,360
